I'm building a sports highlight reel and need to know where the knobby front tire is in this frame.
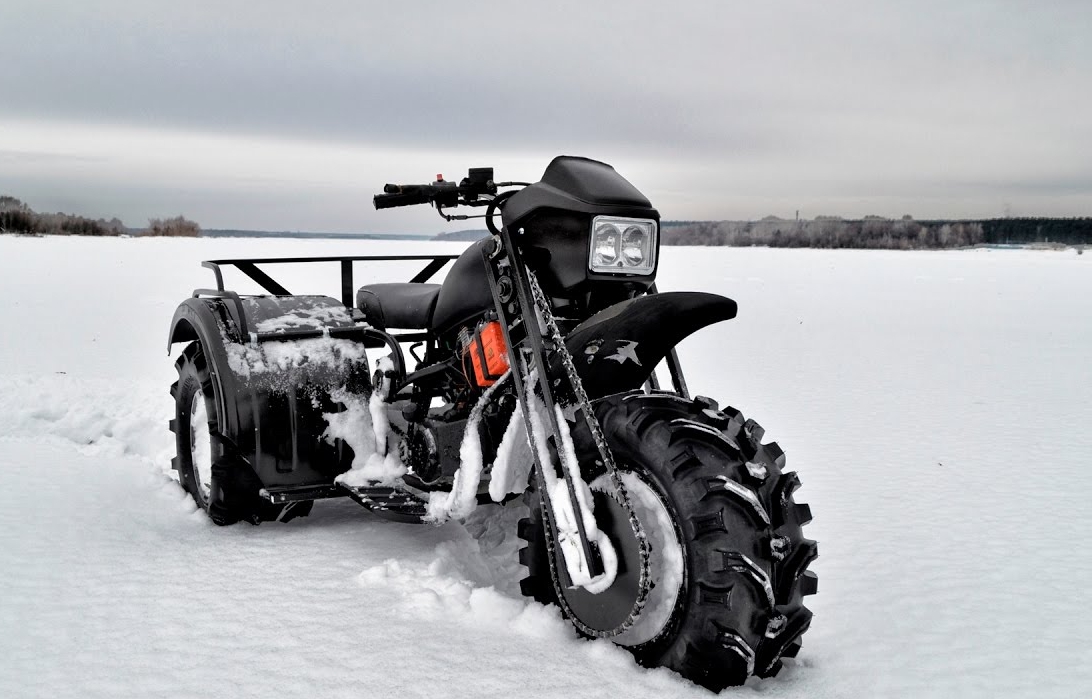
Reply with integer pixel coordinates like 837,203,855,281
517,391,817,690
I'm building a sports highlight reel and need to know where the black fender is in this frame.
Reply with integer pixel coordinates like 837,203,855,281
562,291,737,398
167,295,367,490
168,297,242,443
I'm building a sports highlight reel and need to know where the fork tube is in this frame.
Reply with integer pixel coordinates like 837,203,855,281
482,233,602,577
648,284,690,398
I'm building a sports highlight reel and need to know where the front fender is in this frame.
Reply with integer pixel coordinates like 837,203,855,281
562,291,737,398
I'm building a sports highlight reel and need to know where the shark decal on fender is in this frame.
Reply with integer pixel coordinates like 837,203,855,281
606,340,642,366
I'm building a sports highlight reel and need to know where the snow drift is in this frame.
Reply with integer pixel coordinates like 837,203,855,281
1,235,1090,698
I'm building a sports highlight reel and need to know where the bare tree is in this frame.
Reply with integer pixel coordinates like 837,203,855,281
144,216,201,237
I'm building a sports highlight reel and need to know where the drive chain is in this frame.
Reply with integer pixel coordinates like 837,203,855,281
524,269,652,638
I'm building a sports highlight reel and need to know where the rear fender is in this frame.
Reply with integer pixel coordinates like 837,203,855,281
562,291,737,398
167,295,368,490
168,297,239,428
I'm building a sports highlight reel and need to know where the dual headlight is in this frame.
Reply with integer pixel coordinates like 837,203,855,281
588,216,658,275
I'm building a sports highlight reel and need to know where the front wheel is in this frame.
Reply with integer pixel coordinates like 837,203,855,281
517,392,817,691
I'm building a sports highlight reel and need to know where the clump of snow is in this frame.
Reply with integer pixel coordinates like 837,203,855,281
252,303,354,333
372,354,396,400
368,384,390,453
549,479,619,594
550,403,618,593
488,401,534,502
224,332,368,383
426,372,510,523
745,460,769,481
327,386,406,487
520,385,617,593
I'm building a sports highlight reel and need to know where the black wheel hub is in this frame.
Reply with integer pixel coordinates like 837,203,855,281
554,490,643,634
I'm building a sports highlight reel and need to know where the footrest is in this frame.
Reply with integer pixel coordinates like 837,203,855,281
260,483,345,504
338,483,428,523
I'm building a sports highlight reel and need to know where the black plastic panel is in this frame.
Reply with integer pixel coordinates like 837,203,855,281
430,238,496,333
502,156,658,231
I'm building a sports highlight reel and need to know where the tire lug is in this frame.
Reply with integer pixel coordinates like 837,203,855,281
743,418,765,444
701,408,730,428
694,395,719,411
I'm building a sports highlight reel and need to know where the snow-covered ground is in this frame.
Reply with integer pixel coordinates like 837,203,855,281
1,235,1089,698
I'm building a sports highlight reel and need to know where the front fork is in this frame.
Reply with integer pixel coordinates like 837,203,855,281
646,283,691,400
480,230,605,580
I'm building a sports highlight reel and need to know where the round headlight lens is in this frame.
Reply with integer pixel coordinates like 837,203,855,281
621,226,647,266
593,223,620,266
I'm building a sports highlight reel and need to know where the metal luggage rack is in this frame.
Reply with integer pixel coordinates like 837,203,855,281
200,254,460,308
193,254,460,344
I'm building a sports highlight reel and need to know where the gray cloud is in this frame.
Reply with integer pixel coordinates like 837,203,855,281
1,0,1090,229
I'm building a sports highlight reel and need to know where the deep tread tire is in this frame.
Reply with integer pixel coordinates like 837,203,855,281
517,491,557,605
170,341,304,525
516,392,816,691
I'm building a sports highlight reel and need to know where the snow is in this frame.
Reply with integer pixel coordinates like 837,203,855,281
488,400,534,503
2,235,1091,698
606,471,685,647
252,302,354,333
513,376,618,592
327,387,406,488
745,460,768,481
324,355,413,488
224,334,368,380
550,403,618,594
426,371,510,523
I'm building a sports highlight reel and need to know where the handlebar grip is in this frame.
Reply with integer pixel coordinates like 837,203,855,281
373,186,432,210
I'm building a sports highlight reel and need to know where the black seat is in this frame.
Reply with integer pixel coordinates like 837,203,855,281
356,283,441,329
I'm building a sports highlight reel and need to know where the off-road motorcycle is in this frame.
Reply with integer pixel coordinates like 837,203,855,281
167,156,817,690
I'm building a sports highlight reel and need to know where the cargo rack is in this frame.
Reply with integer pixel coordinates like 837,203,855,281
190,254,460,351
200,254,461,309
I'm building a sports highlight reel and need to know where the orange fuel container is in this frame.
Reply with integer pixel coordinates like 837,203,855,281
465,321,509,387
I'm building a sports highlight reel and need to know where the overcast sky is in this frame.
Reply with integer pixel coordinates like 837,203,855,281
1,0,1089,233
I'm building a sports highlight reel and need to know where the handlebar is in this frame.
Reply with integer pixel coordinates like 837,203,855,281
372,167,502,211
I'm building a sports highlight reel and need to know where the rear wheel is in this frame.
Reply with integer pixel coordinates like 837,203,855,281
169,341,310,525
518,392,817,691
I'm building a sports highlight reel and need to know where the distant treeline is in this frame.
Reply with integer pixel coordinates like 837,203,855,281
204,229,430,241
430,217,1092,249
0,196,200,237
433,229,490,242
663,217,1092,249
975,218,1092,246
6,192,1088,248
